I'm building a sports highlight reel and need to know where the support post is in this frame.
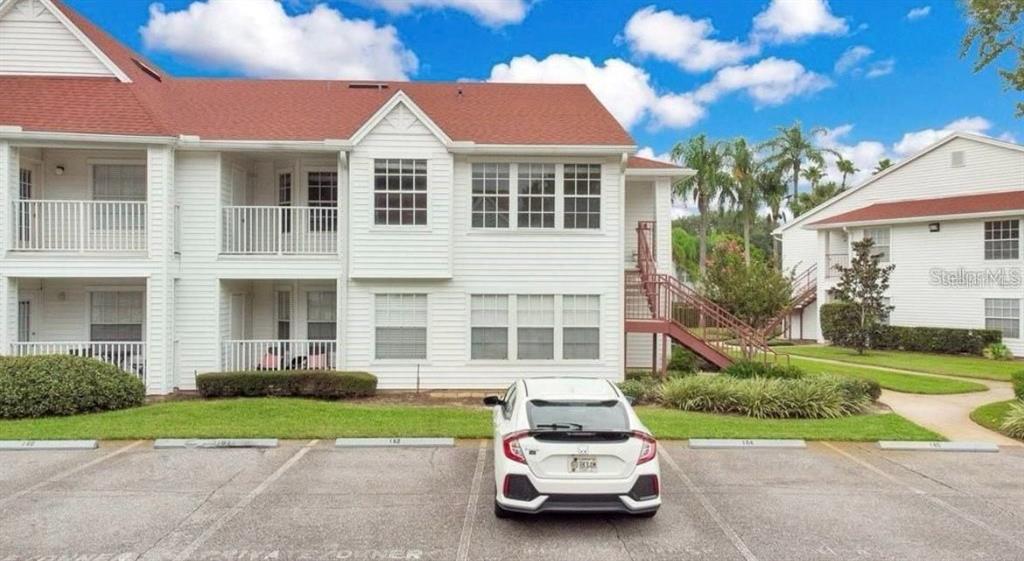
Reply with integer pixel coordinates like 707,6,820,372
661,334,668,377
651,333,657,378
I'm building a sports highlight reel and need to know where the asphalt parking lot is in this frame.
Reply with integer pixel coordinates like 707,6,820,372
1,441,1023,561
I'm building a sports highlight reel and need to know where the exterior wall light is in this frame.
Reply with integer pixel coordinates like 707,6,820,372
929,222,940,232
54,165,65,176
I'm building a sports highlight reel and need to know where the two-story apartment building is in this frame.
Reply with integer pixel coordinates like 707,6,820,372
0,0,689,394
778,132,1024,356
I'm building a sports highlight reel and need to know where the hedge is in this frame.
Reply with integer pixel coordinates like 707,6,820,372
820,302,1002,355
723,360,805,380
0,355,145,419
196,370,377,399
660,374,872,419
1013,371,1024,401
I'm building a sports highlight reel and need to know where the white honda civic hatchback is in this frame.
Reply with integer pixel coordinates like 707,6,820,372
484,377,661,518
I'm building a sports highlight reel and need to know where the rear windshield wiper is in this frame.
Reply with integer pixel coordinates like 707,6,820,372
534,422,584,431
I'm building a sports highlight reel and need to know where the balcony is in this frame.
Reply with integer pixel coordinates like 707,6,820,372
221,206,338,255
825,253,849,278
12,200,147,253
10,341,146,382
221,339,337,371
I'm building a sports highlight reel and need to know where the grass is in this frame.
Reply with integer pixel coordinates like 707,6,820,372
779,345,1019,381
970,399,1021,438
787,356,988,395
0,397,940,442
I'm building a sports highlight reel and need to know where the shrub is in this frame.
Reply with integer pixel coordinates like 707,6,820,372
984,342,1014,361
821,303,1002,356
835,377,883,402
723,360,805,380
0,355,145,419
1001,402,1024,439
1013,371,1024,401
197,370,377,399
618,379,659,405
659,374,871,419
667,346,699,373
819,302,862,348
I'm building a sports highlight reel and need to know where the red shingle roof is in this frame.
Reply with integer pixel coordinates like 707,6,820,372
809,190,1024,226
626,155,683,169
0,1,634,146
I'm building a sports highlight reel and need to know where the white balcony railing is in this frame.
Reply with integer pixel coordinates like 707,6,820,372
221,339,337,371
12,200,147,252
10,341,146,382
221,206,338,255
825,253,849,278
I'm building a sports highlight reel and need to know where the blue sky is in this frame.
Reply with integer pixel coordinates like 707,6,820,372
67,0,1020,184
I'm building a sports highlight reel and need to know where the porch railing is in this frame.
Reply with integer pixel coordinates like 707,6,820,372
221,339,337,371
9,341,146,382
221,206,338,255
12,200,147,252
825,253,849,278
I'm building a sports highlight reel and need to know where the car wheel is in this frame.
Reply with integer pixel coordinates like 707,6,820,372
494,498,514,519
632,509,658,519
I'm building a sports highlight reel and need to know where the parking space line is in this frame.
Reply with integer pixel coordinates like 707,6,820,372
0,440,144,507
821,442,1024,551
456,440,488,561
172,439,320,561
660,450,759,561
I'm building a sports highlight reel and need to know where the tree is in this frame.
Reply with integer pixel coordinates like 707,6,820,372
755,166,788,264
702,238,793,329
760,121,834,203
836,157,858,188
671,134,732,277
800,165,824,189
790,181,842,217
961,0,1024,116
827,238,895,354
723,137,760,265
873,158,893,174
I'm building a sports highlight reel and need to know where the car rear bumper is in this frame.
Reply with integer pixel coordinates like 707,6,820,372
496,459,661,514
499,493,661,515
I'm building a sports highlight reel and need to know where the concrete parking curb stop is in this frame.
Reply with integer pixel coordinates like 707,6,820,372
153,438,279,449
877,441,1000,452
689,439,807,449
0,440,98,450
335,437,455,448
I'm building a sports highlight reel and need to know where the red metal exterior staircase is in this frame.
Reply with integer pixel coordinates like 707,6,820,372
760,264,817,340
625,222,774,369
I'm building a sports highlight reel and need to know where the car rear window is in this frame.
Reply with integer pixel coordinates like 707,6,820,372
526,400,629,432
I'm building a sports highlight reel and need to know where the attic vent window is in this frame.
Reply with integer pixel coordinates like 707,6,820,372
132,58,162,81
348,83,389,90
951,150,966,168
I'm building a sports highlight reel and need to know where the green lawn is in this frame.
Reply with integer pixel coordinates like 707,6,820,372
969,399,1019,435
779,345,1019,381
0,397,940,442
787,356,988,395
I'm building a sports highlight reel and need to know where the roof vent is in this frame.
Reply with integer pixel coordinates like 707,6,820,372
348,83,389,90
951,150,966,168
132,58,162,81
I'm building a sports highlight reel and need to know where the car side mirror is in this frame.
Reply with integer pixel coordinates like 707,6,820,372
624,396,636,406
483,395,504,407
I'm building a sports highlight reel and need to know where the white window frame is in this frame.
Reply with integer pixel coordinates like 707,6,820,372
863,227,891,262
374,293,428,360
470,295,509,360
91,162,147,202
516,163,557,229
306,291,337,341
88,289,145,342
985,298,1020,339
374,158,428,226
516,294,555,360
563,164,601,230
470,163,511,229
562,295,600,359
984,219,1020,260
274,289,292,340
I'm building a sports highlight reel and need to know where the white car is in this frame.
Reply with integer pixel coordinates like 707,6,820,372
484,377,661,518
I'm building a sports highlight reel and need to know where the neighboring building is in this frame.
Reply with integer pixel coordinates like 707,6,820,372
777,132,1024,355
0,0,691,394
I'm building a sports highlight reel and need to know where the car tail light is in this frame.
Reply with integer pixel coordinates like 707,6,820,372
633,431,657,464
502,430,529,464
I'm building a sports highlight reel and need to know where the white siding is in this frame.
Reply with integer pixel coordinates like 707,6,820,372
349,104,453,278
16,278,146,341
0,0,115,77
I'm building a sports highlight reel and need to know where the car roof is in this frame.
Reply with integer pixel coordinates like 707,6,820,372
521,377,620,400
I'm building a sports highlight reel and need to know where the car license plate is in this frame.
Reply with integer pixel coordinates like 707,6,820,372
569,455,598,473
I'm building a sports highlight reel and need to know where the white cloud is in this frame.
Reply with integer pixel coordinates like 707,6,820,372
906,6,931,20
364,0,530,27
834,45,872,74
623,6,759,72
752,0,848,44
694,57,832,107
815,124,888,185
486,53,707,129
865,58,895,78
892,116,993,156
636,146,674,163
141,0,417,79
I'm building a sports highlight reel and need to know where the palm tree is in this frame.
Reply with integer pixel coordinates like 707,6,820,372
874,158,894,174
671,134,732,277
723,137,759,265
836,157,858,189
760,121,834,203
791,181,842,217
800,165,824,189
755,166,787,265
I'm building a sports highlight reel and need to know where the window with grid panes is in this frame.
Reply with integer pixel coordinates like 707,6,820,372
90,291,144,341
563,164,601,229
863,227,890,262
375,294,428,359
374,159,427,225
278,172,292,233
562,295,600,359
471,295,509,359
471,163,510,228
985,298,1020,339
306,291,336,340
93,165,146,201
984,220,1019,260
517,295,554,359
275,291,291,340
517,163,555,228
307,171,338,232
